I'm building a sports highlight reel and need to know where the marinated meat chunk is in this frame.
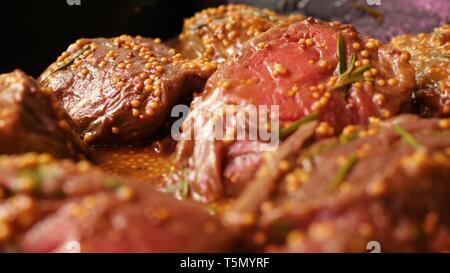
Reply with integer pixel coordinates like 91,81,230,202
179,4,303,61
0,70,87,160
168,18,416,202
0,153,233,253
227,115,450,252
40,35,213,144
390,24,450,117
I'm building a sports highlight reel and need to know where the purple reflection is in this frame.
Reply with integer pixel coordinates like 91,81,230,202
229,0,449,42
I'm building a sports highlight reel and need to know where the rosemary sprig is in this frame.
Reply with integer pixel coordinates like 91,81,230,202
190,9,278,31
16,169,42,193
330,154,358,191
205,203,217,215
351,63,372,77
340,53,356,97
272,220,290,237
190,15,225,30
392,124,422,150
105,178,122,190
334,32,372,96
56,45,90,72
163,168,190,199
337,33,347,75
432,130,450,137
342,53,356,77
279,112,319,139
332,64,372,91
176,168,189,199
339,133,359,144
41,45,90,82
352,3,384,25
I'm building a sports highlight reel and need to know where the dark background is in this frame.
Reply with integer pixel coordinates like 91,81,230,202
0,0,223,77
0,0,447,77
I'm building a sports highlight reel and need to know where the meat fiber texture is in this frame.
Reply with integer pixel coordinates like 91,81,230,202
228,115,450,252
169,18,415,202
391,24,450,118
0,153,233,253
179,4,303,61
0,70,87,160
40,36,213,145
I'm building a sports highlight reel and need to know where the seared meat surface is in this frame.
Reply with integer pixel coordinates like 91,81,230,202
227,115,450,252
41,36,213,144
0,153,233,253
179,4,303,61
1,2,449,254
391,24,450,117
169,18,416,202
0,70,87,160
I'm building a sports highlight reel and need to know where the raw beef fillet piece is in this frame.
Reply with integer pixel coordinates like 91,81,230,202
0,70,87,160
391,24,450,117
0,153,233,253
227,115,450,252
40,35,213,145
233,0,449,43
179,4,303,61
168,18,416,202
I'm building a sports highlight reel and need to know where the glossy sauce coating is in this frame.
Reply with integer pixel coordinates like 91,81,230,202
179,4,303,61
391,24,450,117
92,140,175,184
41,36,213,145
